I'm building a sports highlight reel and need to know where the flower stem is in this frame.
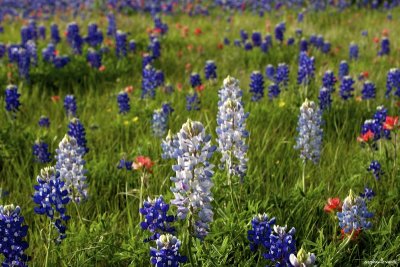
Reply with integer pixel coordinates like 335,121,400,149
45,220,52,267
187,213,196,267
302,162,306,194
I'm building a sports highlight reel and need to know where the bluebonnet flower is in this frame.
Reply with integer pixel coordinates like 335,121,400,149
252,31,262,46
8,45,20,63
64,95,77,117
316,35,324,49
240,29,248,42
385,68,400,98
190,73,202,88
140,196,175,242
155,70,165,88
20,26,31,45
372,106,391,139
294,99,323,163
68,118,89,155
153,16,168,35
339,76,355,100
318,87,332,111
349,42,359,60
360,187,375,201
260,41,268,53
150,234,187,266
150,38,161,59
295,28,303,37
276,63,289,87
152,103,174,138
275,22,285,43
85,23,103,47
250,71,264,101
297,52,315,85
204,60,217,80
117,91,130,114
107,12,117,37
117,158,133,170
142,53,153,70
224,37,230,46
116,30,127,58
5,85,21,113
339,60,349,80
244,40,253,51
287,37,295,46
265,64,275,81
28,20,37,40
129,40,136,52
86,49,102,69
368,160,383,180
299,38,308,52
234,39,241,47
33,140,52,163
216,76,249,181
170,120,216,240
268,83,280,99
361,81,376,100
42,43,56,63
39,25,46,40
0,204,29,267
55,135,88,203
39,116,50,128
186,92,201,111
378,37,390,56
0,43,5,58
337,190,373,234
297,12,304,22
53,56,70,68
26,40,37,66
247,213,276,252
322,41,331,54
66,22,83,54
50,23,61,44
142,64,157,99
17,48,30,80
264,225,297,266
289,247,316,267
322,70,336,92
361,30,368,37
309,35,317,46
33,167,71,242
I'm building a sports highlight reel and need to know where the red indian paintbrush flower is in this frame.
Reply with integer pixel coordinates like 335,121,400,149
383,116,399,130
357,130,374,143
324,197,342,213
132,156,154,173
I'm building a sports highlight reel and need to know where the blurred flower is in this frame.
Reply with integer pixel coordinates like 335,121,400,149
117,91,130,114
64,95,77,117
33,140,52,163
133,156,154,172
249,71,264,101
5,85,21,113
383,116,399,130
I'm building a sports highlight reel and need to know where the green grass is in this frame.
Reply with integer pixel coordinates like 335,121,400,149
1,7,400,267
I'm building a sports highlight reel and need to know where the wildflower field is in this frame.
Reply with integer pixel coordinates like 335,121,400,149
1,1,400,266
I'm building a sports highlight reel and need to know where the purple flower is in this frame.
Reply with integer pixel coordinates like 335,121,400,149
5,85,21,113
249,71,264,101
339,76,355,100
33,140,52,163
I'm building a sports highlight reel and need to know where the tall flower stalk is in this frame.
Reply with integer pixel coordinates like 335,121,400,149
170,119,216,264
216,76,249,183
294,99,323,193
